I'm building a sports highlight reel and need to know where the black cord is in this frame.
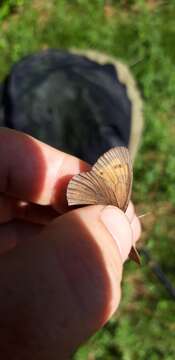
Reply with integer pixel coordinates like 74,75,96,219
140,248,175,300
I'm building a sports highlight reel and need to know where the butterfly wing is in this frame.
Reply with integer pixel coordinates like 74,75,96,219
67,147,132,209
92,147,133,211
67,146,140,265
91,147,140,264
67,170,115,206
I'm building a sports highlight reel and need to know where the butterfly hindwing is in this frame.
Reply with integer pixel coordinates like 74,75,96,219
67,171,114,206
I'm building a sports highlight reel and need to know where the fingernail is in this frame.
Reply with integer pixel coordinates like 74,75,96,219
100,206,132,263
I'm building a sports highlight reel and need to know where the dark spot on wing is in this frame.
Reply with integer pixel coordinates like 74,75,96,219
114,164,122,169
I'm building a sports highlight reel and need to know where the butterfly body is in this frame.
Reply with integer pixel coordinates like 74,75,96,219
67,147,140,264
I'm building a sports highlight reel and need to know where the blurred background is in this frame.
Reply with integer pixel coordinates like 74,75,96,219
0,1,175,359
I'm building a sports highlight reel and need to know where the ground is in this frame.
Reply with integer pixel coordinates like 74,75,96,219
0,1,175,359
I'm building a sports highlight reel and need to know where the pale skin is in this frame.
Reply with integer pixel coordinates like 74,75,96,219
0,128,141,359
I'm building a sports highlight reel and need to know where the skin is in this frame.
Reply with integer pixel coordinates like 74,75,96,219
0,128,141,360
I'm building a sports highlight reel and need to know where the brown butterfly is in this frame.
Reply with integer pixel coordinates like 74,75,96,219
67,147,140,264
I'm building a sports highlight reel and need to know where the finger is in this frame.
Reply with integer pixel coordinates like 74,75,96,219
125,201,135,223
125,202,141,244
14,202,60,225
0,194,15,223
0,220,43,255
131,214,142,244
0,128,90,211
0,205,132,359
0,194,59,225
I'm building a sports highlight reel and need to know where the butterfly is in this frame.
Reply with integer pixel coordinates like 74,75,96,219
67,147,140,264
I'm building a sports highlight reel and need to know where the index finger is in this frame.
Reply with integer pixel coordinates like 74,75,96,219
0,128,90,211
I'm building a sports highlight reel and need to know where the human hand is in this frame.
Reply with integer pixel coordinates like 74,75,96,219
0,128,141,359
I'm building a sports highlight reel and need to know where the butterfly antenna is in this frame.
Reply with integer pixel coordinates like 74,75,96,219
138,212,151,219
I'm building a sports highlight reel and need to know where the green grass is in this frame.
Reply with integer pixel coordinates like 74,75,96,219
0,1,175,359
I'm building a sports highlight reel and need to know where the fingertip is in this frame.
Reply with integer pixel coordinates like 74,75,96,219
0,128,90,207
131,215,142,244
125,201,135,223
100,206,133,263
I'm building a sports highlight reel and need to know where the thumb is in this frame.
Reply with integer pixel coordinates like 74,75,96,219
0,205,133,359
